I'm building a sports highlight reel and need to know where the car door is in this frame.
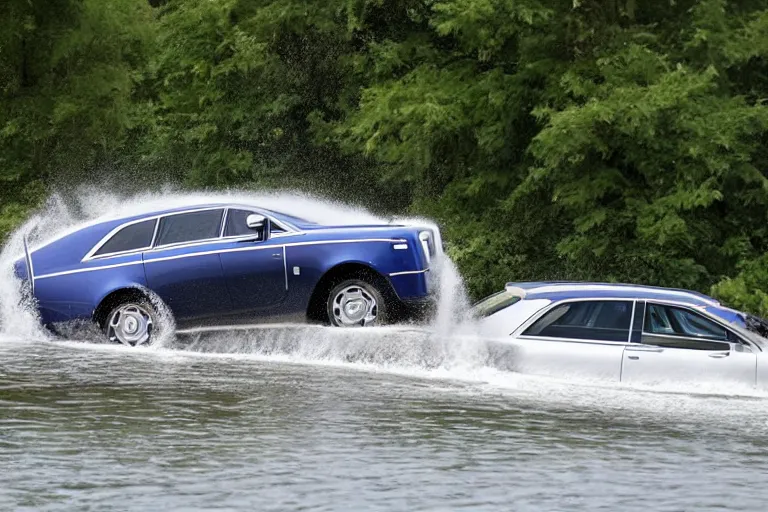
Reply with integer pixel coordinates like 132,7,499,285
143,208,232,323
509,299,634,381
216,208,287,315
620,301,758,388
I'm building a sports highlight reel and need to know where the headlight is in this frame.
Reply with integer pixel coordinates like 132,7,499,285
419,231,433,264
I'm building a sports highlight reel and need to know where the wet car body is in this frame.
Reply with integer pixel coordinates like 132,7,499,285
13,203,441,340
472,282,768,389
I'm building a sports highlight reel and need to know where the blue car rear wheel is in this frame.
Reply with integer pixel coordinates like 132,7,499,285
105,300,156,346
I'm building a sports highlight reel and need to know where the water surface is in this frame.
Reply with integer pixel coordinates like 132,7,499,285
2,334,768,511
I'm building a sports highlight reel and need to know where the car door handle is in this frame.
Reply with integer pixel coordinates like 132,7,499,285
708,352,730,358
271,252,281,258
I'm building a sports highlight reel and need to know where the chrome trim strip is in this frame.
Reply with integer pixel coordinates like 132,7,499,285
282,248,288,291
389,269,429,277
148,237,242,254
220,208,229,238
23,234,35,294
41,238,407,280
144,245,273,264
516,335,633,347
149,217,160,248
143,239,406,264
627,300,637,343
36,260,144,280
282,238,406,248
153,235,225,252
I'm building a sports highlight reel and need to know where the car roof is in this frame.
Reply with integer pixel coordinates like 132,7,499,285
93,202,317,229
505,281,720,307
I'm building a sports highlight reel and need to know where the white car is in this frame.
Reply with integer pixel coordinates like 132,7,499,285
471,282,768,389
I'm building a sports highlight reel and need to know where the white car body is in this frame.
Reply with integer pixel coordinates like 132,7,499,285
472,282,768,389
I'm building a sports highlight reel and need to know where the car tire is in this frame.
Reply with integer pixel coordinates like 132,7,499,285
103,298,158,346
326,278,388,327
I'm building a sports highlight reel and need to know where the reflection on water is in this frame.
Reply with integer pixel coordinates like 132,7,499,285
2,337,768,511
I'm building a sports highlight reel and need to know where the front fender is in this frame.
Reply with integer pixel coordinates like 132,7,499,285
284,238,428,310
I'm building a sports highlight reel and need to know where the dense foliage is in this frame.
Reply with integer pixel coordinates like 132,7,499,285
4,0,768,313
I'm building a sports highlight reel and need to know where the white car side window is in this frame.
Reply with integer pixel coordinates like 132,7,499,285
522,300,633,343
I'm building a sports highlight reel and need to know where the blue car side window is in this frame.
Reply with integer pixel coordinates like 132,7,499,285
225,209,260,237
224,209,285,237
156,209,224,246
94,219,156,257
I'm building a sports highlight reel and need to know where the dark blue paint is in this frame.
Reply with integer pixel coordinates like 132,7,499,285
219,244,286,313
14,203,437,332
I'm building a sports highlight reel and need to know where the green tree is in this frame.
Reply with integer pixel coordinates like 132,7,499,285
0,0,154,238
6,0,768,313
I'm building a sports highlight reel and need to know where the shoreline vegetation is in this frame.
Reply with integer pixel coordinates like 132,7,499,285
3,0,768,314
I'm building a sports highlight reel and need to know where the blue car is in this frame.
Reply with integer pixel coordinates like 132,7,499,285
13,203,441,345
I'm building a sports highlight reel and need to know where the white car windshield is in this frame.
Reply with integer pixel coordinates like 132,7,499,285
733,314,768,350
470,290,522,318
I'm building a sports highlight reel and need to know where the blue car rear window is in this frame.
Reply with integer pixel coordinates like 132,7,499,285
94,219,156,257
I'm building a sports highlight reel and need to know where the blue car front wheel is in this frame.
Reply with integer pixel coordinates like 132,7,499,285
327,279,388,327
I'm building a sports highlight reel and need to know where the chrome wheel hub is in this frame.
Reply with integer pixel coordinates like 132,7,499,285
332,286,378,327
107,304,153,346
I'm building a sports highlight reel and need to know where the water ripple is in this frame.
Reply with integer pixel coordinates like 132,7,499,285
2,339,768,511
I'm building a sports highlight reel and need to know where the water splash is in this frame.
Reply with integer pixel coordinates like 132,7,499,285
0,208,58,341
0,186,476,352
0,193,97,340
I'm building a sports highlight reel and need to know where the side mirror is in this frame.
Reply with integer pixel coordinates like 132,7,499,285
246,214,266,229
245,214,271,241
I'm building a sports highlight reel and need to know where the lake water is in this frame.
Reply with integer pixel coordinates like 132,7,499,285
2,190,768,510
3,328,768,512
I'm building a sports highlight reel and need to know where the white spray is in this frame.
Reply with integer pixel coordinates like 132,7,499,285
0,187,481,359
